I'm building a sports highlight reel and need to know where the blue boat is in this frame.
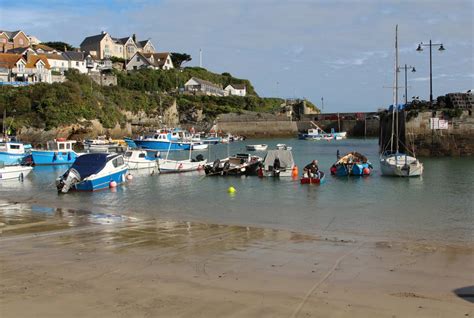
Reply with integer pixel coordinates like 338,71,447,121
133,131,192,151
31,139,78,165
330,152,373,176
0,142,30,165
56,153,128,193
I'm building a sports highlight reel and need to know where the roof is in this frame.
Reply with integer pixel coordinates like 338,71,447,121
228,83,246,90
187,77,222,89
32,44,56,52
63,51,87,61
26,55,50,69
40,53,67,60
5,47,31,54
141,52,171,68
80,33,107,47
0,53,25,68
0,30,23,39
112,36,132,45
136,40,151,48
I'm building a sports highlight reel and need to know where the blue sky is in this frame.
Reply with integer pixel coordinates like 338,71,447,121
1,0,473,112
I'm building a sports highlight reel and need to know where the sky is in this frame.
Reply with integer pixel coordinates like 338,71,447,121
1,0,473,112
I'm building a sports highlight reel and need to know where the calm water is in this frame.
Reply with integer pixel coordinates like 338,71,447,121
1,138,472,244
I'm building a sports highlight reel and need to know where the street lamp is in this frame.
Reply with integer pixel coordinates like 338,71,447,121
416,40,445,107
397,64,416,106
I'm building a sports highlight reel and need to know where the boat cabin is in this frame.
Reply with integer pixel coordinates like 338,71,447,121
46,139,76,151
0,142,27,154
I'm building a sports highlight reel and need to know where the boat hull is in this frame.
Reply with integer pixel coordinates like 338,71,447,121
0,166,32,180
32,150,78,165
125,160,158,170
380,155,423,177
0,152,28,165
300,175,325,184
134,140,191,151
74,168,128,191
158,159,207,173
332,163,372,176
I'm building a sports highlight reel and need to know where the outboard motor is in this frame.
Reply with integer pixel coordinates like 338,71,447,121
195,154,204,162
56,168,80,193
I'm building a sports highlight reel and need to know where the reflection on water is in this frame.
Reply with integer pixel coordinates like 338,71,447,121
0,138,473,244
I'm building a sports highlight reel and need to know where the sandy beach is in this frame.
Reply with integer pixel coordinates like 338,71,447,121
0,203,472,318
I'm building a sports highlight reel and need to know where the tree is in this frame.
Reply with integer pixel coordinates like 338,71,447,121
41,41,75,51
171,53,192,68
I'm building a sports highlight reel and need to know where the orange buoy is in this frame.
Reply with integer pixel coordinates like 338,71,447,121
363,168,371,175
109,181,117,188
292,165,299,178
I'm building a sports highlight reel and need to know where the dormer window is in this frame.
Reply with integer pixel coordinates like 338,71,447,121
19,38,24,45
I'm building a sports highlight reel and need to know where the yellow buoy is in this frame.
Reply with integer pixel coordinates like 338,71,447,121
228,186,236,193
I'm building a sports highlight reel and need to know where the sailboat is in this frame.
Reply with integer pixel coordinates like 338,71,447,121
380,25,423,177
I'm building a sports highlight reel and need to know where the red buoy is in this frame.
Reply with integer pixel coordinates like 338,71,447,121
363,168,371,175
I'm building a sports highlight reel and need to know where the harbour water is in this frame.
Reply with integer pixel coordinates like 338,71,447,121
0,138,472,245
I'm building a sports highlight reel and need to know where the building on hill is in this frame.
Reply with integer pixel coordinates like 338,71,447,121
41,53,69,74
446,92,473,109
25,55,51,83
80,31,156,60
125,52,174,71
0,53,27,83
224,83,247,96
184,77,226,96
0,30,30,52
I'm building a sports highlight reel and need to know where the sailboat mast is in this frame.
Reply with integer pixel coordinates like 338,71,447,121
389,26,397,153
395,25,400,153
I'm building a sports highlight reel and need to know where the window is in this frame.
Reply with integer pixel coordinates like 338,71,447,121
19,38,24,45
76,62,79,66
138,153,145,158
10,145,20,150
59,143,65,150
1,38,6,43
136,56,140,62
66,143,71,150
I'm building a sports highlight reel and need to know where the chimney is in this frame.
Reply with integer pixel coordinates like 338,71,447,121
132,34,136,43
101,31,106,35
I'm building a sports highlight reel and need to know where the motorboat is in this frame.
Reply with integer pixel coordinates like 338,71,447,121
83,136,118,152
0,141,31,165
260,149,295,177
276,144,292,150
31,139,78,165
379,26,423,177
56,153,128,193
123,149,160,170
330,152,373,176
246,144,268,151
0,163,32,181
133,130,193,151
204,153,262,176
158,154,207,173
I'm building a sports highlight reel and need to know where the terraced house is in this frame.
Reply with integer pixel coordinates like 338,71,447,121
80,31,155,60
0,30,30,52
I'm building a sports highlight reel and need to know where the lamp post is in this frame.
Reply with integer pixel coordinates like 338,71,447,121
398,64,416,106
416,40,445,107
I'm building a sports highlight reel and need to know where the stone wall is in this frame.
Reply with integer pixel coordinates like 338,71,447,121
406,110,474,156
89,73,117,86
216,112,297,137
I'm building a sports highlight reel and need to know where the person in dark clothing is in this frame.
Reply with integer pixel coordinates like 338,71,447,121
304,160,319,178
273,157,281,170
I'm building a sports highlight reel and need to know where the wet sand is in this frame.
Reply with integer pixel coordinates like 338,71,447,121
0,203,473,317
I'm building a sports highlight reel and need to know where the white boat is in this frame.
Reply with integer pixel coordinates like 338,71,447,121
83,136,118,151
191,143,209,150
298,124,347,141
158,156,207,173
0,164,32,181
276,144,292,150
261,149,295,177
246,144,268,151
380,25,423,177
123,149,159,170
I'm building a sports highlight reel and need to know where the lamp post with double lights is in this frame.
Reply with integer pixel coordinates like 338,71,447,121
398,64,416,106
416,40,445,107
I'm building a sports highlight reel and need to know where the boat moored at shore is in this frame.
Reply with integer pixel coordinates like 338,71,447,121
0,142,31,165
32,139,78,165
205,153,262,176
330,152,373,176
0,163,32,181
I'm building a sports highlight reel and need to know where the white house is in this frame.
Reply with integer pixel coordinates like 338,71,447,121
184,77,225,96
125,52,174,71
224,83,247,97
41,53,69,73
63,51,89,74
25,55,52,83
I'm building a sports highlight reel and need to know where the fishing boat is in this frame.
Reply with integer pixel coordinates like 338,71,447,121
246,144,268,151
380,25,423,177
0,163,32,181
260,149,295,177
157,140,207,173
56,153,128,193
330,152,373,176
123,149,160,170
298,122,347,141
300,172,325,184
133,130,193,151
204,153,262,176
83,136,118,152
0,141,31,165
31,139,78,165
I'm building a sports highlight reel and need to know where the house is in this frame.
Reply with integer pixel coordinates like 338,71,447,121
0,30,30,53
32,44,60,54
0,53,27,83
125,52,174,71
63,51,91,74
184,77,225,96
41,53,69,73
80,31,156,60
224,83,247,97
25,55,51,83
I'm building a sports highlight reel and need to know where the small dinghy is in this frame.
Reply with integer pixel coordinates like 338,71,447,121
123,149,159,170
260,149,295,177
330,152,373,176
246,144,268,151
300,172,325,184
56,153,128,193
205,153,262,176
